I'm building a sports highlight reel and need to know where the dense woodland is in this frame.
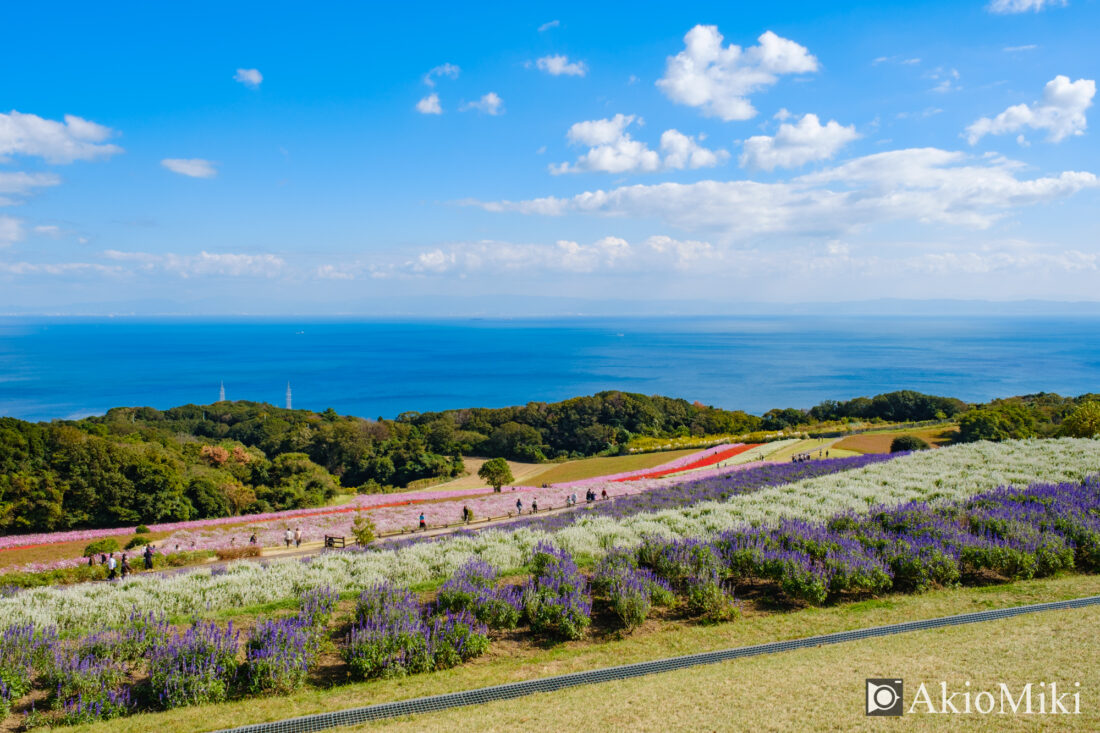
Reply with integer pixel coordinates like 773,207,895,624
0,389,1096,534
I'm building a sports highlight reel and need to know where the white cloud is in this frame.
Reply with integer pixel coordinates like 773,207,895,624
0,171,61,205
928,68,961,94
873,56,921,66
552,114,659,174
423,63,460,87
404,236,635,275
33,224,61,237
643,235,717,267
461,92,504,115
988,0,1066,14
358,233,1100,289
102,250,285,277
161,158,218,178
896,107,943,120
740,113,859,170
656,26,818,121
567,115,638,147
0,111,122,164
416,93,442,115
1003,44,1038,52
0,260,121,276
476,148,1098,236
538,20,560,32
660,130,728,169
967,75,1095,144
316,264,354,280
0,215,23,245
552,114,726,174
535,55,588,77
234,68,263,88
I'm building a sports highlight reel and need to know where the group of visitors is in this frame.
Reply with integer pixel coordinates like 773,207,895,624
791,449,828,463
584,488,609,503
283,527,304,547
462,505,474,523
91,542,157,580
514,497,540,514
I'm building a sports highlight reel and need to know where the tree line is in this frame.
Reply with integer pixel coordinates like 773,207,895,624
0,389,1096,534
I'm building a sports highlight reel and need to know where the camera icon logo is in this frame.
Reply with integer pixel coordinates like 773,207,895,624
866,678,904,716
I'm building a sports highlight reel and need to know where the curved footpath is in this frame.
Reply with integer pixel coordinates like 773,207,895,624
153,491,633,578
120,452,799,580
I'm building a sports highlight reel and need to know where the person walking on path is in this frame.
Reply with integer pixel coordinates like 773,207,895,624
418,512,427,530
143,544,154,571
249,532,257,545
601,489,608,500
107,553,117,580
462,505,471,523
120,554,131,579
515,498,523,514
531,498,538,513
294,527,302,548
284,527,293,547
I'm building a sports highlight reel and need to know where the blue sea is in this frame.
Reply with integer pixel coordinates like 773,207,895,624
1,316,1098,422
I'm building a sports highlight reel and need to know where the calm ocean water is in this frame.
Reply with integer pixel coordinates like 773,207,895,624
1,317,1098,422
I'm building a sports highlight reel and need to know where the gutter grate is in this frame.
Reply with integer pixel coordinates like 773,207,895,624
212,594,1100,733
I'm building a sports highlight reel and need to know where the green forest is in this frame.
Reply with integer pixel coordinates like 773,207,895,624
0,389,1096,534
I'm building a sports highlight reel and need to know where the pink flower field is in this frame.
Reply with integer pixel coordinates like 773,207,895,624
0,445,784,572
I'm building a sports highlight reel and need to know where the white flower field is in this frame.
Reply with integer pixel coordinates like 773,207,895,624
3,438,1097,631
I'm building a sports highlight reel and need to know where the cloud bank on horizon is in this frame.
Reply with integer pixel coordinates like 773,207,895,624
0,0,1098,311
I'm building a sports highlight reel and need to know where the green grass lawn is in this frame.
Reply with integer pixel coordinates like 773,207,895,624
528,449,698,485
358,603,1100,732
766,438,860,463
55,573,1100,733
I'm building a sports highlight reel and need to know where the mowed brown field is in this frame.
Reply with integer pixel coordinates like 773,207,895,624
834,426,959,454
0,530,174,572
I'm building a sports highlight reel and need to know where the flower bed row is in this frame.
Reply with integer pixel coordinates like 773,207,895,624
3,470,1098,725
114,451,834,559
0,488,501,553
612,443,762,481
0,446,756,560
0,440,1095,631
388,453,896,549
546,444,742,488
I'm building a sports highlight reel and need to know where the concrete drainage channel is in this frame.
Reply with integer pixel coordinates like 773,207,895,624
212,594,1100,733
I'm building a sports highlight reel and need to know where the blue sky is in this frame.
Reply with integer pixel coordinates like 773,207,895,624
1,0,1097,313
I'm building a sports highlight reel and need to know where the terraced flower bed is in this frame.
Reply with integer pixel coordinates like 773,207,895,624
0,440,1095,632
2,472,1098,727
610,443,760,481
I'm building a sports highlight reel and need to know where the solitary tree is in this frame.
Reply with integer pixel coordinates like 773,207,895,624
478,458,513,492
350,510,376,545
889,435,931,453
